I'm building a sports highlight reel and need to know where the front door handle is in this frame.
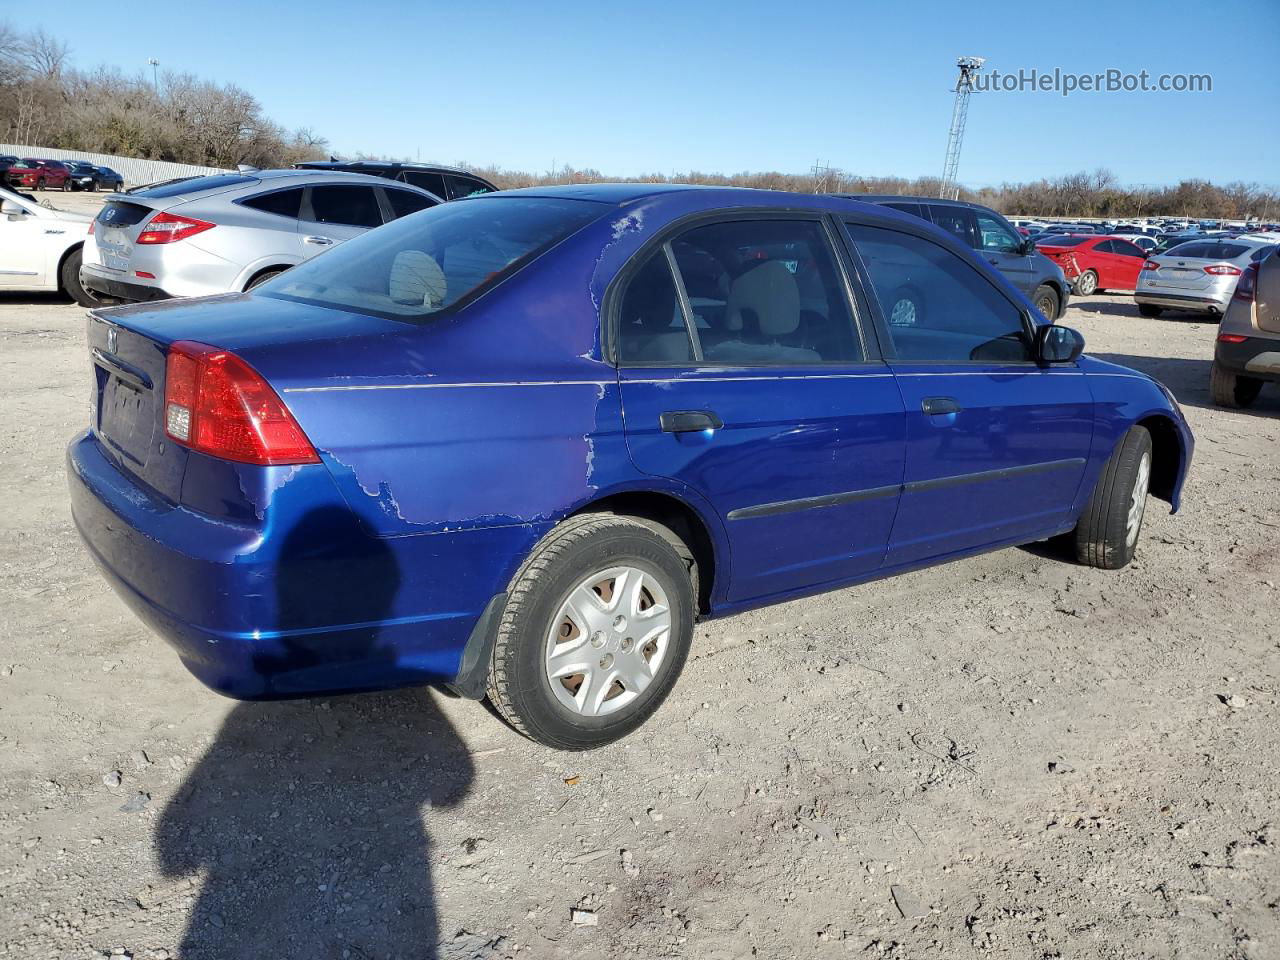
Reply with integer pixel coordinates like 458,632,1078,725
660,410,723,433
303,235,334,245
921,396,961,416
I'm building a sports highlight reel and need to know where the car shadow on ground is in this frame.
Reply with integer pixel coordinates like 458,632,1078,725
154,507,476,959
1092,351,1280,415
1070,298,1215,324
0,291,75,305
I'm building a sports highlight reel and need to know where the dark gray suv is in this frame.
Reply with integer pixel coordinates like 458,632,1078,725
841,195,1071,320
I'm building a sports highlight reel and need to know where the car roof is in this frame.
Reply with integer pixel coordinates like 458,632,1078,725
297,160,478,176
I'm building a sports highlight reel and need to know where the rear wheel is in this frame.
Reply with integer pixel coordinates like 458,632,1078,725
1074,425,1152,570
1209,361,1262,408
245,268,286,290
35,178,45,191
59,248,106,308
61,178,72,192
1032,284,1060,320
1138,303,1163,318
486,514,696,750
1074,270,1098,296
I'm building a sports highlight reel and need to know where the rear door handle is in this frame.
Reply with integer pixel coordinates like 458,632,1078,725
921,396,961,416
660,410,723,433
303,235,334,245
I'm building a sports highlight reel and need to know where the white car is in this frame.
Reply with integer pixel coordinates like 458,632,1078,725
0,185,101,305
1111,233,1158,253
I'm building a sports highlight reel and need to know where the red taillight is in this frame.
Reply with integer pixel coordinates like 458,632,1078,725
1142,260,1160,271
88,219,95,235
1204,264,1242,276
1218,333,1249,344
1234,262,1259,302
137,211,215,245
163,341,319,465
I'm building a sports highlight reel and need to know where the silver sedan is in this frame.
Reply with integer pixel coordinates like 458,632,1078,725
1135,237,1277,318
80,169,441,302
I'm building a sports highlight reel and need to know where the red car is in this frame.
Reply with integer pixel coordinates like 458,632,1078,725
1035,234,1148,297
6,158,73,191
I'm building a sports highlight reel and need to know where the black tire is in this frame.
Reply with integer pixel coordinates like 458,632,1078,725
60,247,106,308
88,181,97,193
1209,361,1262,409
1074,425,1153,570
245,268,285,291
486,513,696,750
61,178,73,192
35,178,45,192
1032,284,1060,320
1138,304,1163,318
115,181,124,192
1074,270,1098,296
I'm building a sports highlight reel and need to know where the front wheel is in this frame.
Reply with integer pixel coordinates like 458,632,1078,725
1074,270,1098,297
486,514,696,750
1032,284,1060,320
1209,361,1262,409
61,179,73,192
1074,425,1152,570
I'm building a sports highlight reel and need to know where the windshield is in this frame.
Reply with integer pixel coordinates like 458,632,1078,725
261,196,607,320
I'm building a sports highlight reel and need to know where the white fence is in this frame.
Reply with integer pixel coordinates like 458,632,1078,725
0,144,228,188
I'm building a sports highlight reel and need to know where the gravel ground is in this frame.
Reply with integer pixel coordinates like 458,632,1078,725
1,276,1277,960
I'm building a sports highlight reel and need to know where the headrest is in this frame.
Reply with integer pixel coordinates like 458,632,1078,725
726,261,800,336
389,250,447,307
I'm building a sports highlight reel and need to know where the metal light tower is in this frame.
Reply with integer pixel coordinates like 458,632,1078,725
939,56,984,201
147,58,160,92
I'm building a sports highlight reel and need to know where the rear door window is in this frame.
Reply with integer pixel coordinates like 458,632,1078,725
663,219,864,365
305,185,384,228
397,171,448,198
846,221,1032,363
925,205,979,248
241,188,303,219
616,250,695,364
385,188,437,220
882,201,925,220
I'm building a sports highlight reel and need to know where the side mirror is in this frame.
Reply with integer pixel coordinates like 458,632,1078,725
2,199,26,219
1020,237,1037,255
1036,323,1085,364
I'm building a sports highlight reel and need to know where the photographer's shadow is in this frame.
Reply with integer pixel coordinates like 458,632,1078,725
155,507,475,959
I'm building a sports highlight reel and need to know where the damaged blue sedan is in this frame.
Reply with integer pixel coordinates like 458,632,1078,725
68,184,1193,749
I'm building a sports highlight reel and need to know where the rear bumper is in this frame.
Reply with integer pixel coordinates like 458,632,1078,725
1134,290,1229,313
1215,336,1280,382
80,266,173,302
67,430,529,699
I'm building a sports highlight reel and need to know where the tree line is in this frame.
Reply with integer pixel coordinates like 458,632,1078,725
0,24,327,169
3,22,1275,220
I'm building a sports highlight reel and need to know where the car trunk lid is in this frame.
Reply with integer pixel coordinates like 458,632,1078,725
1144,255,1215,291
94,200,159,272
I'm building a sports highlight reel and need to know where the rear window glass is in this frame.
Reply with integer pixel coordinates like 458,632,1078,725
1165,242,1248,259
399,171,448,198
241,188,303,219
261,196,606,320
1037,236,1090,247
130,174,256,199
306,185,383,228
445,175,494,199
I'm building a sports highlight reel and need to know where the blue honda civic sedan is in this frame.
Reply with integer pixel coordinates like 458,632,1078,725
68,184,1193,749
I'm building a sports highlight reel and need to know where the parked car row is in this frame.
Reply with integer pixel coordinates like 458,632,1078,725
1,156,125,192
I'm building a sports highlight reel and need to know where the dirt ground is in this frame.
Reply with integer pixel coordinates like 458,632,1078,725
1,244,1277,959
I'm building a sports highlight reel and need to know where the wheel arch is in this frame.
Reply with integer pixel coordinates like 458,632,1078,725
571,489,721,615
1137,413,1184,507
242,263,293,291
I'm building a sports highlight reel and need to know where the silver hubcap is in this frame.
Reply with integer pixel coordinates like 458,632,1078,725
1078,272,1096,295
544,566,672,717
1126,452,1150,548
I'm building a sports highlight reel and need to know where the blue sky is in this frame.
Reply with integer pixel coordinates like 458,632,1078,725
27,0,1280,187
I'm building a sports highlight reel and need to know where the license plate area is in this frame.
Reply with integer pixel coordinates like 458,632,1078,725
100,227,131,271
97,373,154,467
